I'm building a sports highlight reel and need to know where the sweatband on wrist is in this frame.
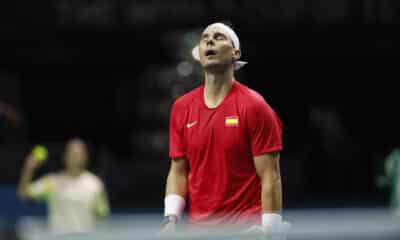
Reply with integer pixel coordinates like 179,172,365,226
164,194,186,218
262,213,282,226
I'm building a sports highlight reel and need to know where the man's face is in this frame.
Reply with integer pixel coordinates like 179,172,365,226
198,26,241,71
64,140,88,171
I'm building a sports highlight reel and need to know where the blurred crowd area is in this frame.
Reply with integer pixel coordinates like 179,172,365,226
3,0,400,25
2,0,400,64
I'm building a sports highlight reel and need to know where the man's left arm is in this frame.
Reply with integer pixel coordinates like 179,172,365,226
254,152,287,231
245,99,290,238
94,185,110,219
254,152,282,217
252,152,290,240
247,101,283,222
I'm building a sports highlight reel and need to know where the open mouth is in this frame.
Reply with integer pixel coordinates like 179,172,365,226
205,49,217,57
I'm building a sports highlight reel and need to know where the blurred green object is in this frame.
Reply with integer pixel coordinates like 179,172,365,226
32,145,48,162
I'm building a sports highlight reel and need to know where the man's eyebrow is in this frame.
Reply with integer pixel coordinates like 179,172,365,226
201,33,209,38
214,32,227,38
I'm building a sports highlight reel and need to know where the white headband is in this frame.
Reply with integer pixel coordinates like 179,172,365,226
192,23,248,71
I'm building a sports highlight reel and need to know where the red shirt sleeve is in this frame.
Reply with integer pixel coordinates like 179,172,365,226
169,101,186,159
246,99,283,156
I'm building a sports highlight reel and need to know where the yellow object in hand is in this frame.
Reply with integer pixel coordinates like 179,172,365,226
32,145,48,162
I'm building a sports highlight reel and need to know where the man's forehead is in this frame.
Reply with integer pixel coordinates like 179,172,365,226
202,26,228,36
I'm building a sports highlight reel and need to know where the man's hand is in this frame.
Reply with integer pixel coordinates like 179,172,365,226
159,215,178,236
24,153,45,171
244,221,291,240
18,153,45,200
161,221,177,233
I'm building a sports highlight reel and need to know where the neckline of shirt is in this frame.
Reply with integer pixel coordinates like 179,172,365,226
201,80,237,110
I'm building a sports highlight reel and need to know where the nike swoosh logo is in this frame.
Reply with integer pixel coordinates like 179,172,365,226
186,121,198,128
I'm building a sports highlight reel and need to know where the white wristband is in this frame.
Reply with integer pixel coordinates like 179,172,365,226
262,213,282,226
164,194,186,218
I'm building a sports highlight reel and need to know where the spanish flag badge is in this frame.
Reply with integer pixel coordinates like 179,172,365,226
225,116,239,127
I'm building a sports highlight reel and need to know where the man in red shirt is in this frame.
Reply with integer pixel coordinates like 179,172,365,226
163,22,290,238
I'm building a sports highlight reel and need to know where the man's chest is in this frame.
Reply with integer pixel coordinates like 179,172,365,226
183,105,249,155
52,178,97,205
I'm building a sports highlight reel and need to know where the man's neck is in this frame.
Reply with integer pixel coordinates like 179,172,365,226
204,68,234,108
65,169,84,177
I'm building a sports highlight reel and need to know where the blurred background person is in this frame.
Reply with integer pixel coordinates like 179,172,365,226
377,148,400,217
17,138,110,235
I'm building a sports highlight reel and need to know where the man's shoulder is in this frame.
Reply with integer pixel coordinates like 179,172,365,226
235,81,283,128
83,171,102,182
172,85,203,109
82,172,105,190
35,173,56,184
235,81,269,109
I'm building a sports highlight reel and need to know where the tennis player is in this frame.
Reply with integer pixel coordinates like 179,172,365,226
162,22,290,239
18,138,110,235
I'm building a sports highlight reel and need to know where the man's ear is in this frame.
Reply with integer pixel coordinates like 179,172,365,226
233,49,241,61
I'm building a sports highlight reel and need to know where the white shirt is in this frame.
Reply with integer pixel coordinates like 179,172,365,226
29,171,109,235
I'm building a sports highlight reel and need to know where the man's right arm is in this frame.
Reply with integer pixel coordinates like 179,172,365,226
18,154,42,200
166,157,188,197
163,157,189,232
18,153,50,201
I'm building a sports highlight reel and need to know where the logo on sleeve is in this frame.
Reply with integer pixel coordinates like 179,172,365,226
225,116,239,127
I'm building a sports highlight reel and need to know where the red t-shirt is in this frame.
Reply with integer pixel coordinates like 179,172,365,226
169,80,283,227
